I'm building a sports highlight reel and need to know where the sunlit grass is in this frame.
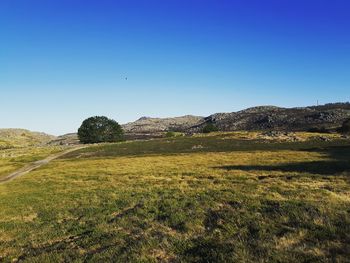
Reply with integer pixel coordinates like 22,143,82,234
0,133,349,262
0,146,64,179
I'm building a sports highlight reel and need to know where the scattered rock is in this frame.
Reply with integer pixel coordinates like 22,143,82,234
192,145,204,150
258,131,303,142
318,136,331,142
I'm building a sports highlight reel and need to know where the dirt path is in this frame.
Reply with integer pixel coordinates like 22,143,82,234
0,146,87,184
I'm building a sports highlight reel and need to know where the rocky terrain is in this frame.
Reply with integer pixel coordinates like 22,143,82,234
123,115,204,133
0,129,56,149
122,102,350,136
191,103,350,133
122,115,204,140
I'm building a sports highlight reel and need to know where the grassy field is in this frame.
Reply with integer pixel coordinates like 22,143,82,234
0,146,64,180
0,133,349,262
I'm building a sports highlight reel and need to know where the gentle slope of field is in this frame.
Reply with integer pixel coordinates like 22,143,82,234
0,133,349,262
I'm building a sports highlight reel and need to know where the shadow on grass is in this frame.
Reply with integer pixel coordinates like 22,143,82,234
215,146,350,176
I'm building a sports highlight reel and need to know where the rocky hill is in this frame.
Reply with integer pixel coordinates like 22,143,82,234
122,102,350,136
191,103,350,132
0,129,56,149
122,115,204,138
123,115,204,133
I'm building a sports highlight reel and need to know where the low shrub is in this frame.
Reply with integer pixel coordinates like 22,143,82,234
202,123,219,133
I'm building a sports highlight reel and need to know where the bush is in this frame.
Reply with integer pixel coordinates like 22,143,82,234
166,131,176,138
202,123,219,133
338,119,350,134
78,116,124,144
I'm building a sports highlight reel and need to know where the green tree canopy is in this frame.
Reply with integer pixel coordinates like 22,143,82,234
78,116,124,144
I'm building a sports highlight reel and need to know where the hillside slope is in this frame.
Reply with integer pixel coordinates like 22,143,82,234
122,115,204,139
0,129,55,149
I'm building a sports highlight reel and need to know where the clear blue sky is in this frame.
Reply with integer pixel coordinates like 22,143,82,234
1,0,349,135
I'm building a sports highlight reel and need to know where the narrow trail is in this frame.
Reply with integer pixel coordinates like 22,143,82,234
0,146,87,184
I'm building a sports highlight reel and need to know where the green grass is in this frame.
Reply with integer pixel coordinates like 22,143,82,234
0,146,64,180
63,132,349,158
0,133,349,262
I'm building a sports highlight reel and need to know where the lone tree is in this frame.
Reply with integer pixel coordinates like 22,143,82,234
78,116,124,144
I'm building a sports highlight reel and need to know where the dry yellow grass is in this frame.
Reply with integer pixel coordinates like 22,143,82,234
0,146,64,179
